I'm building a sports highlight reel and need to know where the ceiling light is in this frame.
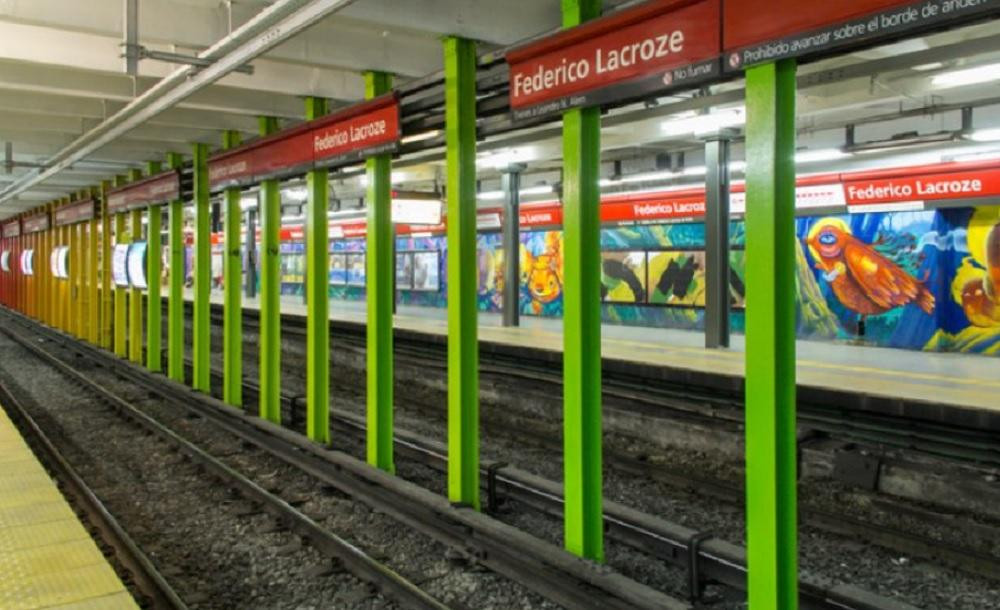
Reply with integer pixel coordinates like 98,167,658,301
912,62,944,72
401,130,441,144
282,186,308,202
931,62,1000,89
660,107,745,137
680,166,707,176
599,178,618,187
729,161,747,173
619,170,677,184
478,184,554,200
477,147,536,169
969,128,1000,142
795,148,850,163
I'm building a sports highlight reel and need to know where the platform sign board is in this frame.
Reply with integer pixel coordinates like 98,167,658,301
1,251,10,272
20,250,34,275
22,213,49,235
724,0,1000,71
207,94,401,191
843,166,1000,209
107,171,182,214
2,220,20,239
507,0,722,121
127,241,148,290
54,198,97,227
112,244,130,287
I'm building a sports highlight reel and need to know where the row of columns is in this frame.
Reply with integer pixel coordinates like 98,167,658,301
0,25,799,610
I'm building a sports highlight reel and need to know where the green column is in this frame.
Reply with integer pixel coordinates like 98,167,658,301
562,0,603,562
744,59,798,610
146,161,163,372
222,131,243,407
166,153,186,383
128,167,144,365
113,175,128,358
258,116,282,424
305,98,330,443
444,36,479,509
192,143,211,392
365,72,395,471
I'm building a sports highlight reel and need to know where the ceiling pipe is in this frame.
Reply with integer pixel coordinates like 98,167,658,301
0,0,359,207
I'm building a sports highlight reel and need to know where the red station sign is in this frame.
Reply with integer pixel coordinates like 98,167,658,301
22,212,50,234
207,94,401,191
507,0,721,120
844,165,1000,207
2,220,20,239
54,198,97,227
723,0,1000,70
107,170,182,214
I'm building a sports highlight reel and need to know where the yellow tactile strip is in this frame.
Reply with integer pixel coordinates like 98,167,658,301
0,407,137,610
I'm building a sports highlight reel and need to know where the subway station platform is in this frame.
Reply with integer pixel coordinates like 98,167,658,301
193,291,1000,431
0,406,136,610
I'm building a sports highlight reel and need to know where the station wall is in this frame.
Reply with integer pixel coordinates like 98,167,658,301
187,203,1000,356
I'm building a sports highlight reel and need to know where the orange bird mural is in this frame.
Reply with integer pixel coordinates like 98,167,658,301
958,218,1000,326
522,232,563,315
807,218,934,316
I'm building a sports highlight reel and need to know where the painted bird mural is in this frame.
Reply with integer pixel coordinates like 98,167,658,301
958,218,1000,326
806,218,934,317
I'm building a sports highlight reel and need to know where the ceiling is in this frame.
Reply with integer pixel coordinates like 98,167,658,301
2,1,1000,219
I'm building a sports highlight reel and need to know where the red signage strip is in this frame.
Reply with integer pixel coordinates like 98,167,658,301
506,0,721,120
724,0,1000,71
107,170,181,214
22,212,50,234
844,166,1000,206
207,94,401,191
2,220,20,239
54,199,97,227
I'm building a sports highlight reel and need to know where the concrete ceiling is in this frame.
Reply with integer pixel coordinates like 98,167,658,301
1,1,1000,217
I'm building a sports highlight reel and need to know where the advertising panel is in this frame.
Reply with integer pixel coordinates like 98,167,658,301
346,253,366,286
20,250,34,276
412,251,440,292
507,0,721,120
112,244,130,287
396,252,414,290
54,199,97,226
128,242,148,289
0,251,9,273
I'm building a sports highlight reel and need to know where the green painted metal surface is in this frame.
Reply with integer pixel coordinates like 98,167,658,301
192,143,211,393
561,0,604,563
166,153,185,383
258,117,282,425
146,161,163,372
304,97,330,443
444,36,479,510
365,72,395,472
222,131,243,407
745,59,799,610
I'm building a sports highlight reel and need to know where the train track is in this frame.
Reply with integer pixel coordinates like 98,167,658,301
0,309,689,610
0,381,187,610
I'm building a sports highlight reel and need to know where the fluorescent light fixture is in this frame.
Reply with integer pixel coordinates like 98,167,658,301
795,148,849,163
478,184,554,200
283,186,308,202
912,62,944,72
931,62,1000,89
478,190,504,201
619,170,677,184
281,214,304,223
599,178,618,187
660,107,745,137
477,147,536,169
401,130,440,144
680,165,707,176
240,195,257,211
969,128,1000,142
729,161,747,173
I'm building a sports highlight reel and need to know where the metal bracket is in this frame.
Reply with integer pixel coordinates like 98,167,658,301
486,461,509,515
687,531,714,602
120,44,255,75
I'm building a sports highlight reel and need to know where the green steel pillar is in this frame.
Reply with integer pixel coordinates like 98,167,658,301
258,116,282,424
192,143,211,392
444,36,479,509
365,72,395,471
113,175,128,358
562,0,604,562
146,161,163,372
222,131,243,407
128,168,144,365
304,98,330,443
166,153,186,383
744,59,798,610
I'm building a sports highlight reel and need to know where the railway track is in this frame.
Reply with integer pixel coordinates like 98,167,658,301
0,309,690,610
8,309,941,609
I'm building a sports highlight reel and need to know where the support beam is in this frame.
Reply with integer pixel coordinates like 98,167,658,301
223,131,243,407
744,59,799,610
561,0,603,563
501,164,523,328
258,116,282,425
166,153,185,383
305,97,330,444
444,36,479,510
100,180,113,349
146,160,163,372
192,143,211,392
705,136,732,349
129,168,144,365
365,73,394,469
